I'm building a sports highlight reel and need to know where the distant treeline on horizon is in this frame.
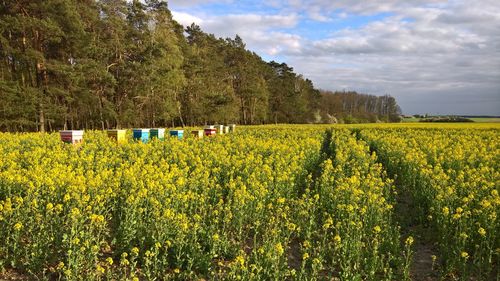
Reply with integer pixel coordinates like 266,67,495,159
0,0,402,132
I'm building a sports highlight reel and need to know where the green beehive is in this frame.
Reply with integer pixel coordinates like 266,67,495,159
150,128,166,140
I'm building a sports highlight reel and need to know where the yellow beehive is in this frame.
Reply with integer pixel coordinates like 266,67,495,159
191,130,204,138
107,129,127,143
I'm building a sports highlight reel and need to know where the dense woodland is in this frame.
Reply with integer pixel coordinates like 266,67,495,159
0,0,402,132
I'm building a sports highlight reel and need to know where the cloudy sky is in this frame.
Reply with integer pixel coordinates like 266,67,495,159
169,0,500,115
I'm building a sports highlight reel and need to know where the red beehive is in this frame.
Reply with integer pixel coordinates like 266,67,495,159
60,130,84,144
204,128,216,136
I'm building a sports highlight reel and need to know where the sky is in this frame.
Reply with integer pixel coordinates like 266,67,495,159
169,0,500,115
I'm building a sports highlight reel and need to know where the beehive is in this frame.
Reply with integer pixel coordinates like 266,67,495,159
169,130,184,140
216,125,224,134
191,130,204,138
205,125,215,129
150,128,165,141
223,126,230,134
204,128,216,136
229,124,236,132
60,130,84,144
107,129,127,143
133,129,150,143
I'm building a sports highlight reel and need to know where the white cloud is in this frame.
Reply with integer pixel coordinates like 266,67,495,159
171,1,500,115
171,12,302,55
168,0,232,7
170,11,203,26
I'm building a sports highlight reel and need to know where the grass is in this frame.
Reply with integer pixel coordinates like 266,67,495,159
469,117,500,123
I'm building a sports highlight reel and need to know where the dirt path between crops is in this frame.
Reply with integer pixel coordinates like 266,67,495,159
396,192,440,281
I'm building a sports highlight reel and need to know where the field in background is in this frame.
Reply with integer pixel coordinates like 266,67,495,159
469,117,500,123
0,124,498,280
402,117,500,123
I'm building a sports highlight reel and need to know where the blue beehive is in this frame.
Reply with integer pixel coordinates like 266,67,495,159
133,129,150,143
169,130,184,140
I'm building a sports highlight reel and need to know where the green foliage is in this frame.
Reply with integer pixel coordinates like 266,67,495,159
0,1,402,131
320,91,402,124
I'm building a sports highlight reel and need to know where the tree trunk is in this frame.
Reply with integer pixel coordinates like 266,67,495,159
36,63,46,133
177,102,185,127
99,89,105,130
39,98,45,132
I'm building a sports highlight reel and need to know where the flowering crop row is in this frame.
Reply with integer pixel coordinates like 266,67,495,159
294,129,411,280
360,127,499,279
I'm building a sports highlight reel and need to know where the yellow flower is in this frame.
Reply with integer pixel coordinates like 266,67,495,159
212,234,220,241
480,200,491,208
13,222,23,231
405,236,414,246
55,204,63,213
57,261,65,270
334,235,341,244
303,240,311,248
90,214,105,224
71,237,80,245
478,227,486,237
70,208,81,219
275,242,284,255
373,225,381,234
322,217,333,230
131,247,139,256
235,255,245,267
106,257,113,265
302,253,309,260
461,252,469,259
96,264,105,274
63,194,71,202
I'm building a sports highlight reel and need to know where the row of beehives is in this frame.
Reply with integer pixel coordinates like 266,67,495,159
59,124,236,144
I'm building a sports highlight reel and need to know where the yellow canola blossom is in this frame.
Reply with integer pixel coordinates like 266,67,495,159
360,125,499,276
0,124,495,280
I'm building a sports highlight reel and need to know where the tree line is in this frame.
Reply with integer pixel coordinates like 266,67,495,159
320,91,402,123
0,0,402,132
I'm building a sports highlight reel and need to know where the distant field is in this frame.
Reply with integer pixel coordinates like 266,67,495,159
401,117,421,123
469,117,500,123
